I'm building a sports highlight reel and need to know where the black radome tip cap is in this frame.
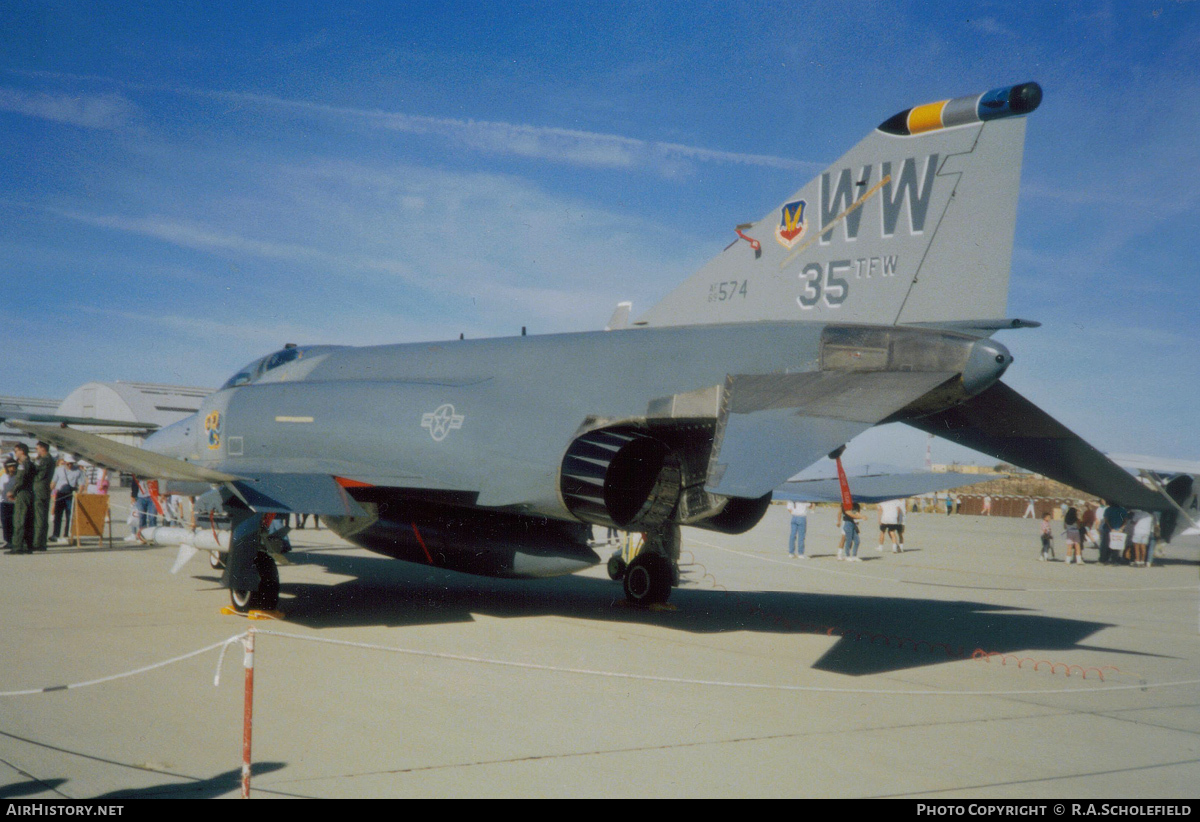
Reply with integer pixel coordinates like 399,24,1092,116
1009,82,1043,114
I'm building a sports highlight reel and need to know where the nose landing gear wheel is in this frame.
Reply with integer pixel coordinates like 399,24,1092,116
230,553,280,613
622,553,672,605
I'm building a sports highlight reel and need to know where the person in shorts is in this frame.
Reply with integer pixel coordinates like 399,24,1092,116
877,498,905,553
1063,507,1083,565
1039,512,1054,561
1130,510,1153,567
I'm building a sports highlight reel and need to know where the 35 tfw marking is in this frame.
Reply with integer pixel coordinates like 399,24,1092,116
796,256,898,309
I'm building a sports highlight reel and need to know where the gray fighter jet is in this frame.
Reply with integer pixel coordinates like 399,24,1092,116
775,471,997,506
11,82,1188,611
1108,454,1200,538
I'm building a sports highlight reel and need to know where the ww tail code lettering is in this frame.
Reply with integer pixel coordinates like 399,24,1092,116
820,155,939,242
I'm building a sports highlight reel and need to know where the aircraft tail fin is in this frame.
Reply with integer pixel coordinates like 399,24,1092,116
605,301,632,331
636,83,1042,328
1107,455,1200,542
1157,473,1198,543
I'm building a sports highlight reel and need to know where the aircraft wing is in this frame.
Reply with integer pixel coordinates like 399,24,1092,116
900,382,1166,511
11,421,238,483
228,473,368,518
1108,453,1200,475
0,412,158,429
775,471,998,504
10,421,369,518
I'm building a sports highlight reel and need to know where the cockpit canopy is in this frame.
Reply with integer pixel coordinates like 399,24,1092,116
220,345,343,390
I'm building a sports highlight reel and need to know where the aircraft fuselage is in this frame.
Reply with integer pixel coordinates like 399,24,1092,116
147,321,1010,578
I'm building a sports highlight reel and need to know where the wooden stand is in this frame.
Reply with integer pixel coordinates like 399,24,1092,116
71,494,112,548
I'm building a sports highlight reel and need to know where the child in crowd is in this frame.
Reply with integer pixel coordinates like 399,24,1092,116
1039,512,1054,561
1064,507,1083,564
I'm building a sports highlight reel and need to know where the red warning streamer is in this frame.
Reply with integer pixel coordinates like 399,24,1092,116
147,480,164,518
735,226,761,258
835,456,854,512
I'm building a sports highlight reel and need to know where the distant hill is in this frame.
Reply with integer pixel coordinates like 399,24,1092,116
955,474,1098,501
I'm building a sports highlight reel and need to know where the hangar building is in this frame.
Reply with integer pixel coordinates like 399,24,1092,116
55,382,213,447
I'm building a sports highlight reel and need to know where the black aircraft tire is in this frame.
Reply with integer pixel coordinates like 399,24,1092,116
230,553,280,613
623,554,671,605
209,551,226,570
607,554,627,581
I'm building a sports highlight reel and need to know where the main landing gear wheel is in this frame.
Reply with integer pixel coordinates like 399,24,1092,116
209,551,226,570
230,553,280,613
607,553,627,581
622,553,672,605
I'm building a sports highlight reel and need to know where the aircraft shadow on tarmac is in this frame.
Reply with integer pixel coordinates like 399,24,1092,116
89,762,289,799
192,551,1173,677
0,765,293,800
0,778,67,798
0,727,299,800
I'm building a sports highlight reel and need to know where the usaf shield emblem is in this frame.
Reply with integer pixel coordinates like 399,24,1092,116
775,199,807,249
421,403,465,442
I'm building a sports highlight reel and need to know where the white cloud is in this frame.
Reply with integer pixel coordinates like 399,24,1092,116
0,88,133,130
154,85,818,176
33,154,701,334
966,17,1014,37
44,205,417,281
367,110,815,173
5,73,821,177
50,208,338,263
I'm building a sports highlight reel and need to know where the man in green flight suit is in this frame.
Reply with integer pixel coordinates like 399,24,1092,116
31,441,55,552
6,443,34,554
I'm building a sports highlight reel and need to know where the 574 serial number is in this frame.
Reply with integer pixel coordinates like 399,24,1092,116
707,280,748,302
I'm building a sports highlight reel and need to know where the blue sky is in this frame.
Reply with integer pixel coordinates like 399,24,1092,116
2,1,1197,468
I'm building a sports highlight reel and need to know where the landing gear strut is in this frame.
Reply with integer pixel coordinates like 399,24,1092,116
621,525,680,605
220,504,283,613
230,552,279,613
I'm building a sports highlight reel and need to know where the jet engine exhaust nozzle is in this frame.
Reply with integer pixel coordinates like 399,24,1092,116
560,427,682,530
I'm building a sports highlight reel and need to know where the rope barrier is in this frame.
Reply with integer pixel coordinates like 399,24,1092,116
681,537,1159,683
0,524,1183,697
246,629,1194,696
107,498,195,531
0,628,1190,699
0,635,248,697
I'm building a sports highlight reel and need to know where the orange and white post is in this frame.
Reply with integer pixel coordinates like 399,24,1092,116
241,629,256,798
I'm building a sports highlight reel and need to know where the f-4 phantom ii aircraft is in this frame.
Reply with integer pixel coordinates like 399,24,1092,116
11,82,1195,611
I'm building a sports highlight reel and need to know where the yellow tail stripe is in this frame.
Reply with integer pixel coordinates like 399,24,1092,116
907,100,948,134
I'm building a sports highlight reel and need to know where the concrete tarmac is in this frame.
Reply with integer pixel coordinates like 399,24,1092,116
0,506,1197,798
